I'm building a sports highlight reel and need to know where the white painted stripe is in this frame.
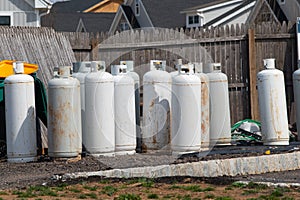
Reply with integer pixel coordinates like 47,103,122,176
197,0,243,12
211,1,256,27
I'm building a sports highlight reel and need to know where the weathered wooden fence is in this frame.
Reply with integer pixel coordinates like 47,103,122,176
63,22,297,125
0,26,76,148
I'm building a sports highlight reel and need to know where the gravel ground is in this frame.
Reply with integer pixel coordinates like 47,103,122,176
1,143,300,190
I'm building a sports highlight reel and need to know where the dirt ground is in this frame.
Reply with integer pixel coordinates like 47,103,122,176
1,144,300,199
0,176,300,200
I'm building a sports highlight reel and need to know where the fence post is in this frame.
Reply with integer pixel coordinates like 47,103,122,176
248,28,259,120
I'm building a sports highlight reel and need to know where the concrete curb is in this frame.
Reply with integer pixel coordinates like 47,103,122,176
61,151,300,180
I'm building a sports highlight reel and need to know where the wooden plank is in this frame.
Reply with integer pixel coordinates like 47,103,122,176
248,28,259,121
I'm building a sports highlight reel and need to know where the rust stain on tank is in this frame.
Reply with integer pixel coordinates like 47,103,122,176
152,135,157,144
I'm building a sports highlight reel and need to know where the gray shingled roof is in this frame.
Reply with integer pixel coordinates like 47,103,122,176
42,12,115,32
51,0,103,13
141,0,216,28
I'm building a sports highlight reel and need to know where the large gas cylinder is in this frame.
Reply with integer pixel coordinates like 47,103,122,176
120,61,141,152
258,59,289,145
293,64,300,141
5,61,36,163
48,66,82,158
194,63,210,149
72,61,91,145
142,62,172,151
204,63,231,146
171,64,201,154
85,63,115,156
112,65,136,155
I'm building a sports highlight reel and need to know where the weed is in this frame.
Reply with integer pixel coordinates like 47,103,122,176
182,195,192,200
242,189,259,195
101,185,118,196
115,193,142,200
69,187,81,193
147,193,159,199
163,194,174,198
247,182,268,190
204,194,215,199
225,186,233,190
0,191,8,195
99,179,110,184
271,188,284,197
83,185,98,191
281,197,294,200
231,182,246,188
0,198,3,200
86,192,98,199
127,178,154,187
27,186,58,197
214,197,234,200
169,184,181,189
182,185,203,192
12,190,36,198
78,194,87,199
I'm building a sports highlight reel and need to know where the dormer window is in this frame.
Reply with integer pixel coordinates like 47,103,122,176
135,0,140,16
186,14,203,28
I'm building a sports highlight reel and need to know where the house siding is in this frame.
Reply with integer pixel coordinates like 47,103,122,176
0,0,39,26
278,0,300,22
130,0,152,28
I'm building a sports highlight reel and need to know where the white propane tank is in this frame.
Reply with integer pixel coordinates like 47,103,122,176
204,63,231,146
171,63,201,154
112,65,136,155
120,61,141,152
142,61,172,152
194,63,210,150
293,64,300,141
48,66,82,158
257,59,289,145
84,63,115,156
72,61,91,145
4,61,37,163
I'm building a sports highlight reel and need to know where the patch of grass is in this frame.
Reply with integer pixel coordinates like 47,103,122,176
214,197,234,200
247,182,268,190
162,194,174,199
101,185,118,196
86,192,97,199
69,187,81,193
12,190,36,198
0,198,3,200
204,194,215,199
27,186,58,197
182,195,192,200
99,179,110,184
83,185,98,191
115,193,142,200
281,197,294,200
78,194,87,199
127,178,154,187
242,189,259,195
0,191,8,195
147,193,159,199
169,184,181,189
231,182,247,188
225,186,233,190
270,189,283,197
258,195,280,200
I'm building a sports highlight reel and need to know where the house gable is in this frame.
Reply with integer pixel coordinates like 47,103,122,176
84,0,124,13
246,0,286,25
